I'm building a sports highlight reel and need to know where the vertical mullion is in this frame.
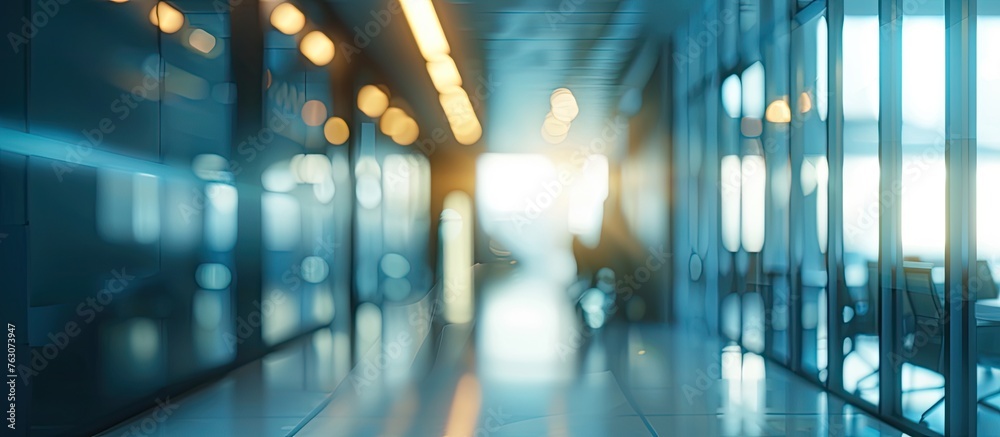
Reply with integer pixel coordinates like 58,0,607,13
944,0,977,435
878,0,904,419
232,0,266,362
826,0,846,395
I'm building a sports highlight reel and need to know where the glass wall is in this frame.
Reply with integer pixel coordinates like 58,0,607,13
979,2,1000,434
840,0,880,408
671,0,983,435
898,0,946,432
791,10,829,384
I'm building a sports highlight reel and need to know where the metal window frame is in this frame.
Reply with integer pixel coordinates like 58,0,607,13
944,0,977,435
877,0,905,425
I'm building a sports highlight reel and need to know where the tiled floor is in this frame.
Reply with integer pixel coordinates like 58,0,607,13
100,319,907,436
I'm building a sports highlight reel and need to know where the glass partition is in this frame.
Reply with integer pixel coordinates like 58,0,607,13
791,10,830,384
840,0,880,407
978,3,1000,434
899,0,946,432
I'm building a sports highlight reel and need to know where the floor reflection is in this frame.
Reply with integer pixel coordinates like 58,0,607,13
101,318,908,436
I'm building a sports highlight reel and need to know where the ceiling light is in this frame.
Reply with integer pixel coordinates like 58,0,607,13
358,85,389,118
400,0,451,59
324,117,350,145
542,112,571,137
439,87,482,145
380,108,408,136
149,2,184,34
270,3,306,35
427,55,462,93
392,117,420,146
299,31,335,66
550,88,579,122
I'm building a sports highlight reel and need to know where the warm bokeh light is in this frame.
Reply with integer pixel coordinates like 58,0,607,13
439,87,482,145
323,117,350,145
542,112,571,137
358,85,390,118
299,31,335,66
188,29,216,54
799,91,813,113
270,3,306,35
427,55,462,93
550,88,579,122
442,191,473,324
399,0,482,145
765,99,791,123
391,116,419,146
442,374,481,437
149,2,184,34
380,108,408,136
301,100,328,127
452,115,483,145
400,0,451,59
541,125,568,145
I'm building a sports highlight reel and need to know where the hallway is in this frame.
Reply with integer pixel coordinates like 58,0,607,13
2,0,998,435
99,317,904,436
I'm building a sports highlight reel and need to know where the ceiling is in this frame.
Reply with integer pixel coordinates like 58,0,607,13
324,0,694,151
